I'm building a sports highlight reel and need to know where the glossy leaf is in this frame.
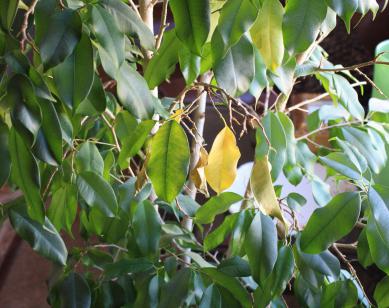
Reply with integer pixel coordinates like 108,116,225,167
374,276,389,308
366,217,389,275
204,214,239,251
147,120,190,202
244,211,278,285
77,171,118,217
116,62,155,120
170,0,210,55
195,192,242,224
9,204,67,265
283,0,327,54
76,73,106,116
326,0,358,32
357,228,373,268
0,0,19,30
39,9,82,70
9,128,44,223
250,0,284,71
133,201,162,258
214,34,254,96
300,192,361,253
178,47,201,85
368,185,389,247
204,125,241,194
320,280,358,307
59,273,91,308
75,142,104,175
200,284,222,308
159,268,192,308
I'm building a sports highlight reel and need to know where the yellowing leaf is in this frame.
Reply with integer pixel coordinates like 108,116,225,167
170,108,185,123
250,155,286,224
190,146,209,196
250,0,284,71
205,126,241,194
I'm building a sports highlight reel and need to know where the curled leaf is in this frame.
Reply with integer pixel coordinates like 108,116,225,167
190,146,209,196
205,126,241,194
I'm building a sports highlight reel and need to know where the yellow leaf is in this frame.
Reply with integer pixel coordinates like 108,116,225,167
170,108,184,123
205,126,241,194
190,146,209,196
250,155,286,225
250,0,284,71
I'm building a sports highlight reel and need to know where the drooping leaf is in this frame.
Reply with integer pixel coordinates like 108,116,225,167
159,268,192,308
374,276,389,308
244,211,278,285
116,62,155,120
195,192,242,224
190,146,209,196
366,217,389,275
118,120,155,169
214,34,254,96
58,273,91,308
320,280,358,307
283,0,327,54
170,0,210,55
0,120,10,187
9,128,44,223
217,257,251,277
200,284,222,308
368,185,389,247
102,0,155,50
204,213,239,251
0,0,19,30
204,125,241,194
90,5,125,77
300,192,361,253
250,0,284,71
53,32,94,109
178,47,201,85
39,9,82,70
249,49,268,99
250,156,284,223
133,201,162,258
9,204,67,265
326,0,358,32
77,171,118,217
357,228,373,268
147,120,190,202
76,73,106,116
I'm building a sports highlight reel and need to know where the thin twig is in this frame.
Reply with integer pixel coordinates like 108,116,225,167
155,0,169,49
19,0,38,51
296,120,362,141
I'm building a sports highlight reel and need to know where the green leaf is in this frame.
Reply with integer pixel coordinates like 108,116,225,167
211,0,259,60
147,120,190,203
195,192,242,224
75,142,104,175
76,73,107,116
217,257,251,277
170,0,210,55
368,185,389,246
357,0,379,17
244,211,278,285
118,120,154,169
366,217,389,275
200,284,222,308
357,228,373,268
0,120,10,186
58,273,91,308
9,128,44,223
320,280,358,307
102,0,155,50
0,0,19,30
204,213,239,251
283,0,327,54
320,152,364,181
103,258,154,278
300,192,361,253
178,46,201,85
326,0,358,32
249,49,268,99
90,5,125,77
159,268,192,308
9,204,67,265
77,171,118,217
48,183,78,234
250,0,284,71
214,34,254,96
133,201,162,258
374,276,389,308
39,9,82,70
53,32,94,109
116,62,155,119
144,30,180,89
200,268,252,308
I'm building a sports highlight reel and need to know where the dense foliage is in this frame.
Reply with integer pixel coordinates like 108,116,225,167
1,0,389,307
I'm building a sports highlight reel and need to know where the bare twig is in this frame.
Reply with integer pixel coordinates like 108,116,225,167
19,0,38,51
296,120,362,141
155,0,169,49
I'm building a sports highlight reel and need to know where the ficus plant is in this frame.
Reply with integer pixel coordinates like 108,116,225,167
1,0,389,306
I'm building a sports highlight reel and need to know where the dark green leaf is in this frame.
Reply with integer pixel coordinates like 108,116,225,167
368,185,389,246
0,0,18,30
357,228,373,268
374,276,389,308
147,120,190,202
0,119,10,186
75,142,104,175
178,46,201,85
200,284,222,308
77,171,118,217
244,211,278,285
53,32,94,109
116,62,155,119
133,201,162,258
204,213,239,251
217,257,251,277
76,73,106,116
195,192,242,224
59,273,91,308
39,9,82,70
283,0,327,53
300,192,361,253
9,204,67,265
366,216,389,275
159,268,192,308
320,280,358,307
9,128,44,223
103,258,154,279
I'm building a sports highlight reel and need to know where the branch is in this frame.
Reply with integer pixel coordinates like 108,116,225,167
155,0,169,49
296,120,362,141
19,0,38,51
